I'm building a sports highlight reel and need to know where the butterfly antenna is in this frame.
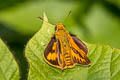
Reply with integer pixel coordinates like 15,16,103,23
37,16,43,21
63,10,71,23
37,16,48,23
37,16,54,25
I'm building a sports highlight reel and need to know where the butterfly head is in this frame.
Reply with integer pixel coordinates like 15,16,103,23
55,23,65,31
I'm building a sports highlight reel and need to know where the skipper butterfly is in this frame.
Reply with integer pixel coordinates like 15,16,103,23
44,22,91,70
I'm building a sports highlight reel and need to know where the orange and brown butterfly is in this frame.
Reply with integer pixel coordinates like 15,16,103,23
44,22,91,70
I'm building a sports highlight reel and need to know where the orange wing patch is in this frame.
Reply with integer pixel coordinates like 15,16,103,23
47,43,58,61
71,50,85,62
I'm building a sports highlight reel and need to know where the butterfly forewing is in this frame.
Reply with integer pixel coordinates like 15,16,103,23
69,35,90,65
71,35,88,55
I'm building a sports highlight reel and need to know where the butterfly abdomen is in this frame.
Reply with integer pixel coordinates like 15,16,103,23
63,50,73,66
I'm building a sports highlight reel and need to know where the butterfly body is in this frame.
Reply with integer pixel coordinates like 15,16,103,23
55,23,74,69
44,23,90,70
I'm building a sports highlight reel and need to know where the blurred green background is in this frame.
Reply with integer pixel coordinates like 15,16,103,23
0,0,120,80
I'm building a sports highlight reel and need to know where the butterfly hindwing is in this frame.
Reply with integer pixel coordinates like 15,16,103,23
44,36,61,68
71,47,90,65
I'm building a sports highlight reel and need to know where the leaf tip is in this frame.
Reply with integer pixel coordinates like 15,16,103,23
43,12,48,22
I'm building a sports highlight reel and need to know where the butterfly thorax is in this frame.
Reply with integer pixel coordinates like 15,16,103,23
55,23,73,68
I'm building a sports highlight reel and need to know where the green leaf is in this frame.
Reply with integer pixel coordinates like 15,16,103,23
25,13,120,80
0,39,19,80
